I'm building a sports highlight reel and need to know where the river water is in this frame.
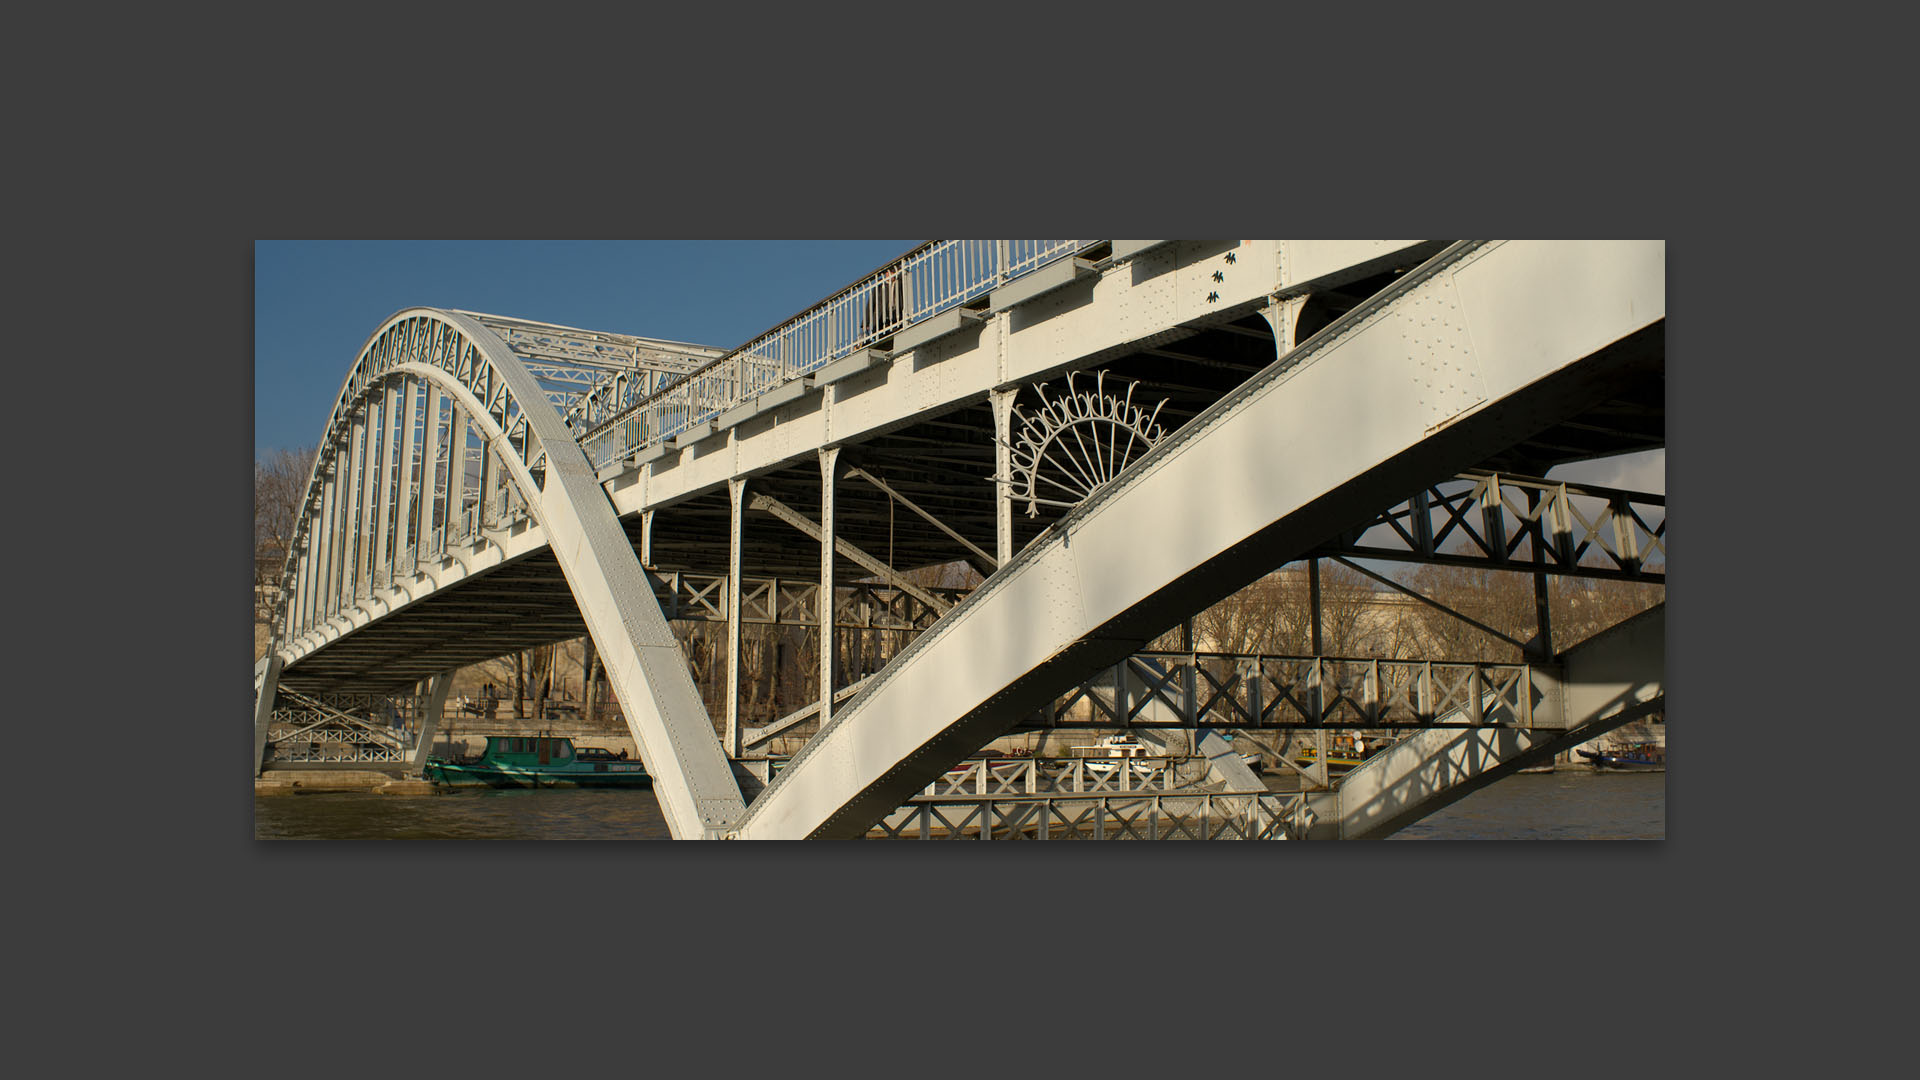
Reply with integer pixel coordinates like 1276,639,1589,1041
254,768,1662,840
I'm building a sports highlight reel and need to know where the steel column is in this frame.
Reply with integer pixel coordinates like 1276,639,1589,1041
318,453,338,622
446,404,467,541
341,411,364,605
395,376,419,574
1529,487,1555,660
372,381,395,588
991,387,1016,566
819,446,841,727
476,436,493,534
297,486,318,635
356,403,378,597
340,416,361,606
418,382,442,560
1309,558,1329,789
725,477,747,758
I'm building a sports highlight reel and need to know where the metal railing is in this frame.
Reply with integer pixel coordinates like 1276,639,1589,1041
920,756,1199,798
1030,651,1537,729
871,791,1308,840
575,240,1102,469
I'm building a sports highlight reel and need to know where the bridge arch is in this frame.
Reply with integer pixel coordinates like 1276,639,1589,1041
268,309,561,657
259,308,747,837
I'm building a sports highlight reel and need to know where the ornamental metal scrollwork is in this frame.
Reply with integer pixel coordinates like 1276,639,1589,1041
1004,370,1169,517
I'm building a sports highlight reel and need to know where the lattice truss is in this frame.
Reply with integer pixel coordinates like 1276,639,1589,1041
1025,652,1534,730
1324,470,1665,581
873,792,1304,840
919,758,1194,799
465,311,723,424
649,572,963,629
265,688,417,763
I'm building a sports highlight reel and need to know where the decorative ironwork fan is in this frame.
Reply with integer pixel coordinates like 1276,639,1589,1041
1004,370,1169,517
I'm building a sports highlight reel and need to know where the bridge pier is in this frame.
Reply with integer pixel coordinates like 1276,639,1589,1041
253,654,281,777
406,672,454,775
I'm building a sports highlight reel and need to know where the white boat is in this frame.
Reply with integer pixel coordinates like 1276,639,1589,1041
1072,734,1159,775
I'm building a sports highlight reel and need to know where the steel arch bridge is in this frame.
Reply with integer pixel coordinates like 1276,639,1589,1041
257,240,1666,839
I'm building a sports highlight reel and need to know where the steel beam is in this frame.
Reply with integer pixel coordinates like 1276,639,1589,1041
749,493,951,616
845,464,997,573
741,676,872,751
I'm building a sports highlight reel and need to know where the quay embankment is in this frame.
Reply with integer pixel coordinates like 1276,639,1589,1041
255,770,437,796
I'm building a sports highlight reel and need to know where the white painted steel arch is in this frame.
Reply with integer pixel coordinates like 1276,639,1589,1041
732,240,1665,838
262,308,745,837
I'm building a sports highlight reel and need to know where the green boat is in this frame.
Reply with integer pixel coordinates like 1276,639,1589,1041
424,735,651,789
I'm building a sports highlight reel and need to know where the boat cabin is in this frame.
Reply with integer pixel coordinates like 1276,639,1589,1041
1071,735,1153,759
482,735,575,766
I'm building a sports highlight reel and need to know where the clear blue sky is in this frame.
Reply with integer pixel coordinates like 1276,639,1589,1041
255,240,919,458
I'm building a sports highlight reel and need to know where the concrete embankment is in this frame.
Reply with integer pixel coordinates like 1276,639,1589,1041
255,771,438,797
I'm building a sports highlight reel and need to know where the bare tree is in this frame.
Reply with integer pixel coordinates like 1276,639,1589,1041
1548,575,1664,651
255,445,317,646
